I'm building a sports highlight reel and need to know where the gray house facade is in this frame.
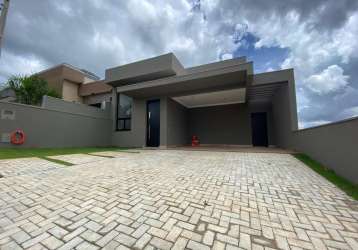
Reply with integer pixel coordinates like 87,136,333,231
106,53,298,148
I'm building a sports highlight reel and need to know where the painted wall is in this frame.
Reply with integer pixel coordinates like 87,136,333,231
111,93,147,148
188,103,252,145
292,118,358,183
272,84,294,148
0,101,112,148
42,96,110,119
111,89,169,148
167,98,189,146
62,80,83,103
272,83,358,183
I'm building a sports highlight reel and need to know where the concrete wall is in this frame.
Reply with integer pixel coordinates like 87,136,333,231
42,96,110,119
272,84,294,148
167,98,189,146
188,103,252,145
0,100,112,148
292,118,358,183
272,83,358,183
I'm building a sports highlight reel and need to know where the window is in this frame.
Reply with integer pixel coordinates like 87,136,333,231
89,103,101,108
117,93,132,131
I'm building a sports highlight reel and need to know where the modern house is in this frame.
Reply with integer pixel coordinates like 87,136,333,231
0,53,298,149
106,53,298,148
2,52,357,182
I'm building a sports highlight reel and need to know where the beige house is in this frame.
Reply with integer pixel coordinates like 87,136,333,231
36,64,112,107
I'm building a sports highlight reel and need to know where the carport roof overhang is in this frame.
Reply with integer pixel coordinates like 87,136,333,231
109,62,252,99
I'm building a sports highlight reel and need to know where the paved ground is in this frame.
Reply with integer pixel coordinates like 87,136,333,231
0,150,357,250
47,154,107,165
0,158,62,177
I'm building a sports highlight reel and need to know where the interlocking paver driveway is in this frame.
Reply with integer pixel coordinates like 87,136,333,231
47,154,107,165
0,158,62,177
0,150,357,249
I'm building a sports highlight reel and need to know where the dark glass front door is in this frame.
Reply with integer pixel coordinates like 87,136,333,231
147,100,160,147
251,112,268,147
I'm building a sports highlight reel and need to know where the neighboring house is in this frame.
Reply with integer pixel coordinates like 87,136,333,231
0,87,16,102
36,64,112,107
105,53,298,148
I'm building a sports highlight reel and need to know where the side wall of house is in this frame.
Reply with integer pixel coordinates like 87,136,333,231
62,80,83,103
111,90,169,148
0,100,111,148
188,103,252,145
272,84,294,148
111,93,147,148
166,98,189,146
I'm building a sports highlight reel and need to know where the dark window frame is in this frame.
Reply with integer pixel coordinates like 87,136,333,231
116,93,132,131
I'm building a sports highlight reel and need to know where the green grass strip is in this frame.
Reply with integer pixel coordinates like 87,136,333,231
294,153,358,200
39,156,74,166
0,147,132,160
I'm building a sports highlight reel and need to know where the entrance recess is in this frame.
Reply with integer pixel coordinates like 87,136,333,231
251,112,268,147
146,100,160,147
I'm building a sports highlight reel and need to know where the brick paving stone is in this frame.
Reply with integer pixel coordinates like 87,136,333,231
171,237,188,250
1,150,358,250
115,233,136,247
150,236,173,250
187,239,211,250
80,229,102,242
203,230,215,246
11,230,31,244
22,232,50,249
134,233,152,249
41,235,64,249
103,240,121,249
48,226,68,239
75,240,99,250
57,237,83,250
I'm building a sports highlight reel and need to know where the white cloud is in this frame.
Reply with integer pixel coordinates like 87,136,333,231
221,53,233,60
2,0,358,128
342,106,358,118
304,65,350,94
299,120,331,129
0,51,48,84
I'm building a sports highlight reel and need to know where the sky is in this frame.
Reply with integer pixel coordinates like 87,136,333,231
1,0,358,128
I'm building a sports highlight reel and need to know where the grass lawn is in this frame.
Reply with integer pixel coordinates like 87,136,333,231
0,147,131,160
294,153,358,200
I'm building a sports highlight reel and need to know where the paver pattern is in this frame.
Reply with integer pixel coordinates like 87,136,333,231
47,154,107,165
0,150,357,249
0,158,62,177
88,151,138,158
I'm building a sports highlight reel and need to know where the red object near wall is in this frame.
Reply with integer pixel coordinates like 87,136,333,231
10,129,26,145
191,135,200,147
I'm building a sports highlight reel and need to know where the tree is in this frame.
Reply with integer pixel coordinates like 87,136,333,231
6,75,61,105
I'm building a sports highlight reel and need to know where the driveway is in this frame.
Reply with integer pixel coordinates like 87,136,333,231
0,150,357,249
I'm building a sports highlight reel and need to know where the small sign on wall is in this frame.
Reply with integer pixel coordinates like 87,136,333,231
1,133,11,143
1,109,15,120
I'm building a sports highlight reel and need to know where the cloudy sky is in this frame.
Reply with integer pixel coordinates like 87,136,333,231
1,0,358,128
